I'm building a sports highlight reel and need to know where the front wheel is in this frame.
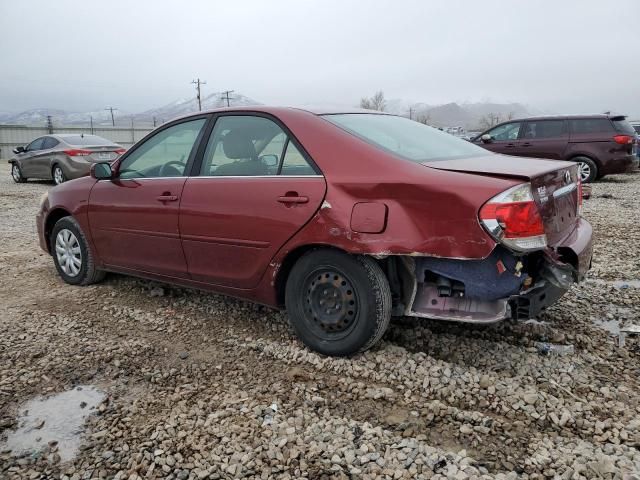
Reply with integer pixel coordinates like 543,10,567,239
51,216,105,285
285,249,392,356
11,163,27,183
52,165,66,185
574,156,598,183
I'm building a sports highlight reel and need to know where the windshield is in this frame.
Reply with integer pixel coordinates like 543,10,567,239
63,135,116,146
324,113,488,162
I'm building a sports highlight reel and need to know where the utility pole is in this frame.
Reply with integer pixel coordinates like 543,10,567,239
46,115,53,133
220,90,234,107
90,115,94,134
191,78,207,111
153,116,157,128
105,106,117,126
409,107,414,120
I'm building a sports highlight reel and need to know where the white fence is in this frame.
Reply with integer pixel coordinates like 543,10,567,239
0,125,155,158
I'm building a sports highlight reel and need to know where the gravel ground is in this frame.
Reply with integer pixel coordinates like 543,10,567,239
0,161,639,479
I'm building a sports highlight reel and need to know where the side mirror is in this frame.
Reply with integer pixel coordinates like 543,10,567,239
260,154,279,167
481,134,493,143
13,146,25,154
91,162,113,180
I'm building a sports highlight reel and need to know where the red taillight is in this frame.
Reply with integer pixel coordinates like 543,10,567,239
64,149,92,156
480,201,544,238
114,148,126,155
479,183,547,252
613,135,633,145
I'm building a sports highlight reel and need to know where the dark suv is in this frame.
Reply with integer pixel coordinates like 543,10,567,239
472,114,639,182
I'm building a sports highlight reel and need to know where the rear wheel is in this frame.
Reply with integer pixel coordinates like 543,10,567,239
285,249,392,356
11,163,26,183
574,156,598,183
51,216,105,285
52,165,66,185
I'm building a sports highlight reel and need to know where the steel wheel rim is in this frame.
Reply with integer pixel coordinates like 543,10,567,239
55,229,82,277
11,164,21,182
302,267,359,340
578,162,591,182
54,167,64,185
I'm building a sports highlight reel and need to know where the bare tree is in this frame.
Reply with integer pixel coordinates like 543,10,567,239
416,113,431,125
478,111,516,130
360,91,386,111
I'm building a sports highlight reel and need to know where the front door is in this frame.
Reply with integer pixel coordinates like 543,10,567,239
476,121,524,155
35,136,60,178
179,114,326,288
88,117,207,278
19,137,46,177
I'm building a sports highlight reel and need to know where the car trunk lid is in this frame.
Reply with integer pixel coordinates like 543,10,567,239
425,154,581,245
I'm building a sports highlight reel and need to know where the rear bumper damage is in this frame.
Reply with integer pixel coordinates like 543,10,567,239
385,220,593,322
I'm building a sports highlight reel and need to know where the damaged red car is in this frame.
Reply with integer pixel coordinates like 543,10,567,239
36,107,593,356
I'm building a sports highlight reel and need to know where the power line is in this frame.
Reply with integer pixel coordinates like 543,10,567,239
220,90,234,107
191,78,207,111
105,106,118,126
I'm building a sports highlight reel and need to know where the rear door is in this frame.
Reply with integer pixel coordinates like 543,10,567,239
519,119,568,159
179,114,326,288
88,117,207,278
475,121,524,155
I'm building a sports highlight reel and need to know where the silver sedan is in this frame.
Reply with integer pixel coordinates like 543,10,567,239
9,134,125,185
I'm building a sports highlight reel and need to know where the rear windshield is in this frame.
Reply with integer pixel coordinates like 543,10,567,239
62,135,116,146
611,119,636,135
323,114,487,162
633,125,640,134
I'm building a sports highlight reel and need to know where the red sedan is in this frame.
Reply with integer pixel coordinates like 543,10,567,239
36,107,593,356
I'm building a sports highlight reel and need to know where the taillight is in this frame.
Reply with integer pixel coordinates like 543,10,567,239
613,135,633,145
479,183,547,252
114,148,126,155
64,149,92,156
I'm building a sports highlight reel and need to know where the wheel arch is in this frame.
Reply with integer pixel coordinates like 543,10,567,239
567,153,601,169
44,208,72,253
274,243,351,306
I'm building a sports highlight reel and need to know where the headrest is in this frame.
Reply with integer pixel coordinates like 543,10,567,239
222,130,257,160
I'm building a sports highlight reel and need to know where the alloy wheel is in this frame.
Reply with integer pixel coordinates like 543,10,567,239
11,164,21,182
55,228,82,277
578,162,591,183
53,166,65,185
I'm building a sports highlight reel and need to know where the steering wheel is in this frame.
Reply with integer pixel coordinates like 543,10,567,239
159,160,185,177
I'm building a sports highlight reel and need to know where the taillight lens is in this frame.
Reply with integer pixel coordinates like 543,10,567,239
613,135,633,145
479,183,547,252
114,148,126,155
64,149,92,156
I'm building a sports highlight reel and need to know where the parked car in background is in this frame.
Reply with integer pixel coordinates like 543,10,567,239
632,122,640,159
9,134,125,185
36,107,592,356
471,114,639,182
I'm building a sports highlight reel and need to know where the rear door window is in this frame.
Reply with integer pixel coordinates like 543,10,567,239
569,118,614,134
42,137,60,149
521,120,566,139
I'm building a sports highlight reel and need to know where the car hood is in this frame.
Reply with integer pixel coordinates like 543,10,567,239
424,154,575,180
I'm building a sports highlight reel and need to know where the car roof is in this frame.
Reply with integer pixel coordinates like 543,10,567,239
508,113,622,122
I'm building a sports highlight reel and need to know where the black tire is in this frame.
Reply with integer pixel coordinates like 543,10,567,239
11,162,27,183
285,249,392,356
52,164,67,185
573,156,598,183
50,216,105,286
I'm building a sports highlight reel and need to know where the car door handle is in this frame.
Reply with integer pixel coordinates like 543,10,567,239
157,194,178,202
505,143,516,148
278,195,309,204
521,142,532,147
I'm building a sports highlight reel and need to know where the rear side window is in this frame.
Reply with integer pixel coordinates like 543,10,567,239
611,118,636,135
42,137,60,149
569,118,614,134
521,120,565,139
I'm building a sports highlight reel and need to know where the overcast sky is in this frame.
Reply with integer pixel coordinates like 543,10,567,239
1,0,638,117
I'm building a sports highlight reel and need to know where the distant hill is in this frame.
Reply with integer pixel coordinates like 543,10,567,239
0,91,261,127
384,101,534,130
